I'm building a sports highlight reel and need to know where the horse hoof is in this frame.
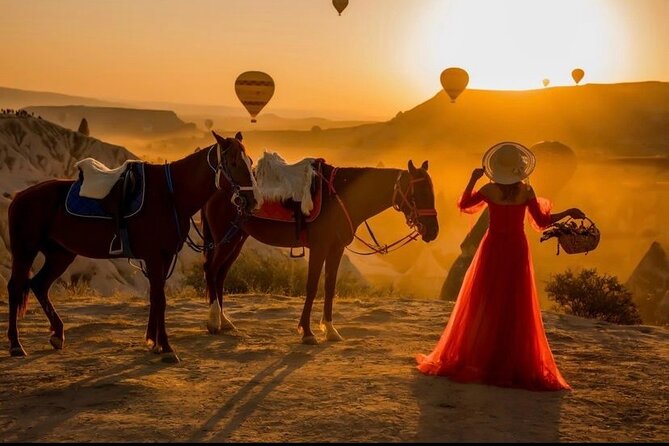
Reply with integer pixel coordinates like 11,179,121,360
221,320,237,332
49,335,64,350
326,331,345,342
161,352,180,364
320,321,345,342
9,346,27,357
206,323,221,335
302,335,319,345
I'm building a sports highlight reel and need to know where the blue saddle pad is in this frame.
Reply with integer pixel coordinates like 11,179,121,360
65,162,146,219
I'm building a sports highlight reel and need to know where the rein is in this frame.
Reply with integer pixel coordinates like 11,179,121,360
171,143,254,255
127,142,255,278
320,168,436,256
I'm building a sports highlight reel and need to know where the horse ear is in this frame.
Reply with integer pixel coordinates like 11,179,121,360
212,131,226,146
421,160,429,171
408,160,417,173
235,131,243,142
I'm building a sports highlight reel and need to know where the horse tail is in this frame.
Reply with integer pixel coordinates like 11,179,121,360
7,194,37,319
9,278,30,319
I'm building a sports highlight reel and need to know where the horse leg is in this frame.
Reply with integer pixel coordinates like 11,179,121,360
30,244,76,350
145,289,158,349
146,257,179,363
321,245,345,342
205,233,246,334
298,246,327,345
216,234,248,332
204,245,221,334
7,252,37,357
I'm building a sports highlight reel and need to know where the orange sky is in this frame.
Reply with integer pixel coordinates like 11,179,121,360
1,0,667,120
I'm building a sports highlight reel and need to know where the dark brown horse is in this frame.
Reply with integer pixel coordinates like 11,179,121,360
202,160,439,344
7,132,258,361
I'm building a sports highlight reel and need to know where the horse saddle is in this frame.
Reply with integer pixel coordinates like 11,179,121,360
254,160,325,225
75,158,140,199
254,158,326,256
66,160,146,257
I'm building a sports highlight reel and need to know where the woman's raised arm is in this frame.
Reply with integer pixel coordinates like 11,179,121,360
458,168,487,214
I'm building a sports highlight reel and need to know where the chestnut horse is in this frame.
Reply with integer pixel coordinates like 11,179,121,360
202,160,439,344
7,132,258,362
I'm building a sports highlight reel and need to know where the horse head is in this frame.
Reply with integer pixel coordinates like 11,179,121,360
396,160,439,242
212,131,261,214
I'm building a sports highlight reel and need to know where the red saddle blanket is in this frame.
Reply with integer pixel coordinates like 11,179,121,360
253,161,324,223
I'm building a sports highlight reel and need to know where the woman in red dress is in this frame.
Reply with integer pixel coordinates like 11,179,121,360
416,142,584,391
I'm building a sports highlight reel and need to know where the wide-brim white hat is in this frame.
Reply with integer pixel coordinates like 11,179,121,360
482,142,536,184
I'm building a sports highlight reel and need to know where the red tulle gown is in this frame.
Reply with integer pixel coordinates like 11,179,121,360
416,189,571,391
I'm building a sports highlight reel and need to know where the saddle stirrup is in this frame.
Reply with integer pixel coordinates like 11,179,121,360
290,247,306,258
109,234,123,255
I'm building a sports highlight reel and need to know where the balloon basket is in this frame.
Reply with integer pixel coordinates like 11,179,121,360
251,119,257,123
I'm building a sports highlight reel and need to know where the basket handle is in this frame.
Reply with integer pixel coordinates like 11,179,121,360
564,216,596,228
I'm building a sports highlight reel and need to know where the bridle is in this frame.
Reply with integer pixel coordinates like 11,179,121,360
206,142,256,215
324,168,438,256
182,141,257,255
130,141,257,278
391,171,438,236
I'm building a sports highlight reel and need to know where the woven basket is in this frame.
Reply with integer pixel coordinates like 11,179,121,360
557,217,600,255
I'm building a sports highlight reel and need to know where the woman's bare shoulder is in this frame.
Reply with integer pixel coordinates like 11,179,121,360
479,182,495,198
521,184,541,204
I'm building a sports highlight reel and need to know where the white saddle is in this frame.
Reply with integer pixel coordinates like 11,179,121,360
254,151,318,215
75,158,141,199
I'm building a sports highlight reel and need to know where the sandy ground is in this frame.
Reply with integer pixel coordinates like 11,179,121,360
1,291,667,442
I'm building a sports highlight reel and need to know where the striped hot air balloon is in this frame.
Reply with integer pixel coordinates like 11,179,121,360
234,71,275,123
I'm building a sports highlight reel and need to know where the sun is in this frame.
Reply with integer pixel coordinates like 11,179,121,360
403,0,624,93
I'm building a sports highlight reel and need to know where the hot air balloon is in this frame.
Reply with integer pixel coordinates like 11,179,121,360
204,118,213,130
235,71,275,123
529,141,577,195
332,0,348,16
571,68,585,85
542,78,550,87
440,67,469,103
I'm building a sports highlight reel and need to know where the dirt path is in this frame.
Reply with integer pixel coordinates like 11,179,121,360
1,292,667,442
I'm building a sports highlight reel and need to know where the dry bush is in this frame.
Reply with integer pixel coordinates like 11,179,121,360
545,268,642,325
182,255,376,298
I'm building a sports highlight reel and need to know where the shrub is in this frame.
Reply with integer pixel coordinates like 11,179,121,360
182,252,375,298
545,268,642,325
54,272,98,297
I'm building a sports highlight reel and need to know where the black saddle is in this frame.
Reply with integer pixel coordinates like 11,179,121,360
99,166,140,256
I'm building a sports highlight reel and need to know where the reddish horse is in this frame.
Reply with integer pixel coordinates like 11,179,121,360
202,160,439,344
7,132,258,361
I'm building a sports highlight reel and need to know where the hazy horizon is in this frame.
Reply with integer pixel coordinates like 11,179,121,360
1,0,667,121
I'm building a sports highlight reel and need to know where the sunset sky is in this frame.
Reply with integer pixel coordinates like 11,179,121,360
1,0,667,119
